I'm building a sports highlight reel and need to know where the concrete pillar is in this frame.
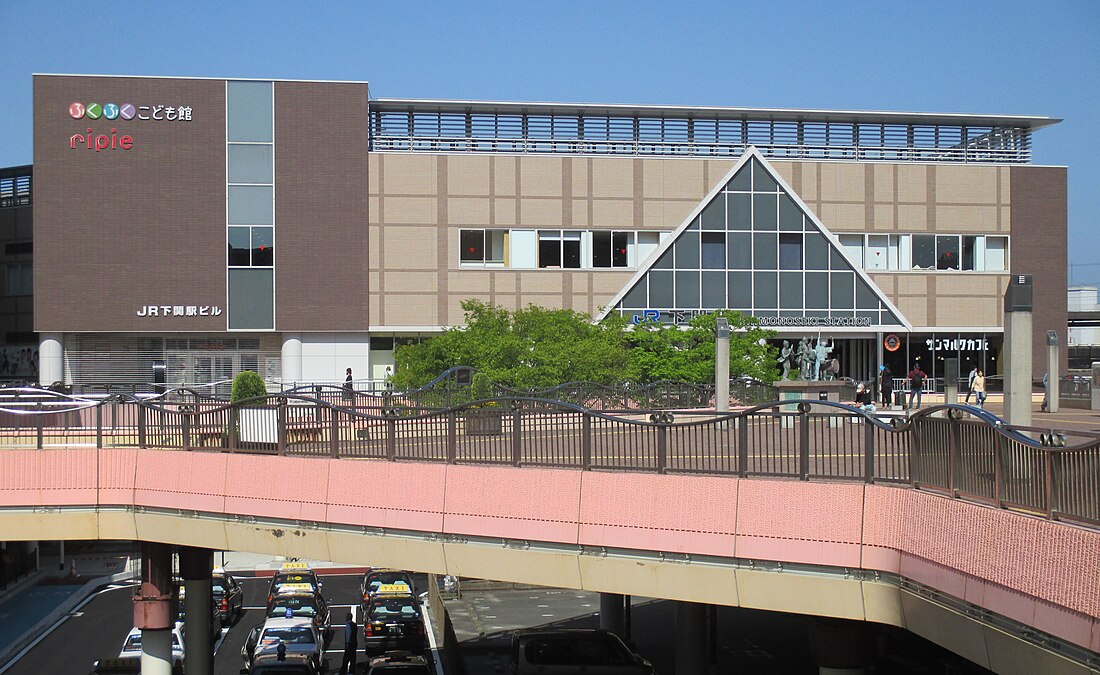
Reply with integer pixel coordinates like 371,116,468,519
674,601,707,675
39,333,63,386
135,542,175,675
1046,333,1059,413
58,540,65,571
808,618,872,675
715,319,730,412
1092,363,1100,412
599,593,625,637
943,358,958,405
281,333,303,386
1003,275,1033,427
180,547,215,675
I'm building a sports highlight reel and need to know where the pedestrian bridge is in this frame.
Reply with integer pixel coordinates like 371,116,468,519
0,388,1097,674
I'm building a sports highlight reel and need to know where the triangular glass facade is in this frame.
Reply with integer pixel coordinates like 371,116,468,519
603,150,907,330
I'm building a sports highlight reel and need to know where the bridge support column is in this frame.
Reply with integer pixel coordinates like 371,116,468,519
599,592,625,637
134,542,176,675
809,618,873,675
38,333,63,386
180,546,215,675
281,333,303,386
1003,275,1032,426
674,601,707,675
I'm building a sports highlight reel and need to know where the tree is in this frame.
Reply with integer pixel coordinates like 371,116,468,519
622,311,778,383
230,370,267,402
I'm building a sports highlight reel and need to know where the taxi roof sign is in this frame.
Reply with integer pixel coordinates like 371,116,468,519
376,582,412,594
279,562,311,571
275,583,317,594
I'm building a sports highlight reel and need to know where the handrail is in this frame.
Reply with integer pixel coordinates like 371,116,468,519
0,388,1095,529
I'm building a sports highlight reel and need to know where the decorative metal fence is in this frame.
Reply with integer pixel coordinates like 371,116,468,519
0,387,1095,529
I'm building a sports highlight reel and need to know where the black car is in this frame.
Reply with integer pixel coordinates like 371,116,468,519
510,629,656,674
213,568,244,627
366,653,433,674
266,592,332,640
363,593,426,656
360,569,415,603
267,572,323,606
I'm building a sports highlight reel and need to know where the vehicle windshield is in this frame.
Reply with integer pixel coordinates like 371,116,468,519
260,627,316,645
268,598,319,618
369,597,419,619
122,634,141,651
273,573,316,587
366,572,410,593
213,582,227,594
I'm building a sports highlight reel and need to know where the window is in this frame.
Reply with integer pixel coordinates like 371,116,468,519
538,230,581,268
839,234,864,267
985,236,1007,271
6,263,32,296
936,235,960,270
865,235,888,270
778,233,802,270
912,235,935,269
460,229,506,265
592,231,630,268
228,227,274,266
701,232,726,269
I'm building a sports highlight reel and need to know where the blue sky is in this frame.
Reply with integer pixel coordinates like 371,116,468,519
3,0,1097,279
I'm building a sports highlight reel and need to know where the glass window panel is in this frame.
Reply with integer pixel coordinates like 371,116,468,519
726,166,751,191
726,193,751,230
961,236,976,271
227,144,273,184
675,231,700,268
700,196,725,230
538,231,561,268
649,271,674,308
727,232,751,269
636,232,660,265
461,230,485,263
487,230,506,264
562,232,581,268
620,280,648,309
753,194,777,230
778,233,802,270
751,159,778,191
805,272,829,308
754,272,778,308
228,268,274,330
611,232,629,267
805,232,829,270
702,271,725,308
228,186,273,225
912,235,935,269
866,235,888,270
779,272,803,309
728,272,752,308
936,235,960,270
686,216,700,230
228,227,251,266
592,231,612,267
830,272,854,309
675,271,700,308
985,236,1007,271
653,249,674,270
830,245,851,271
701,233,725,269
754,233,777,270
888,235,902,270
839,234,864,268
882,310,902,326
779,193,802,231
226,81,273,143
252,227,274,266
856,278,878,309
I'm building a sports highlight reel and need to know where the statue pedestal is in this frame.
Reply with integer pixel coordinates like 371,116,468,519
774,381,853,428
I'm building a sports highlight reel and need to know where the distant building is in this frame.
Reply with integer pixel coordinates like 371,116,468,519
1068,285,1100,370
0,165,35,382
26,74,1068,388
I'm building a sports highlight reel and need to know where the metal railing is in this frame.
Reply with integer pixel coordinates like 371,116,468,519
0,387,1095,529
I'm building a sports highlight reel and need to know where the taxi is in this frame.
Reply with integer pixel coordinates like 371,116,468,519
362,592,425,656
244,617,324,673
267,562,323,606
360,568,415,603
266,588,332,638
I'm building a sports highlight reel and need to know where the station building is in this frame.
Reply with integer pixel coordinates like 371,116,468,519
29,74,1067,389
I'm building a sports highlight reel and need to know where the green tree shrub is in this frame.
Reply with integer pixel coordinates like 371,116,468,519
230,370,267,403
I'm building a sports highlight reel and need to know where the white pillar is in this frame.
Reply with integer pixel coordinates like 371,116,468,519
281,333,303,386
1004,310,1032,426
1046,338,1059,413
715,319,730,413
39,333,63,386
140,628,174,675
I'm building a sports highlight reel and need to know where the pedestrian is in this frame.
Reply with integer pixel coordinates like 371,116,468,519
879,365,893,408
340,611,358,674
964,364,978,404
852,382,876,413
905,363,927,411
343,367,354,402
1040,371,1049,412
972,369,987,408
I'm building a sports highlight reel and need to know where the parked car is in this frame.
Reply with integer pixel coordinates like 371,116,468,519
366,652,433,674
360,568,415,603
213,567,244,626
266,591,332,640
93,625,185,674
267,562,323,605
510,629,656,674
243,618,325,673
249,651,321,675
363,593,426,656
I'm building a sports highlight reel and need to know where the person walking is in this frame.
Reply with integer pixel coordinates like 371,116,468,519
340,612,358,674
905,363,927,411
343,367,354,402
879,365,893,408
964,364,978,404
972,369,987,409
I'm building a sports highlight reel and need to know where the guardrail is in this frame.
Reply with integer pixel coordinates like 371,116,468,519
0,388,1095,529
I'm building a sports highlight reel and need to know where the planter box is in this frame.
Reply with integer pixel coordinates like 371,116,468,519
466,409,504,436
